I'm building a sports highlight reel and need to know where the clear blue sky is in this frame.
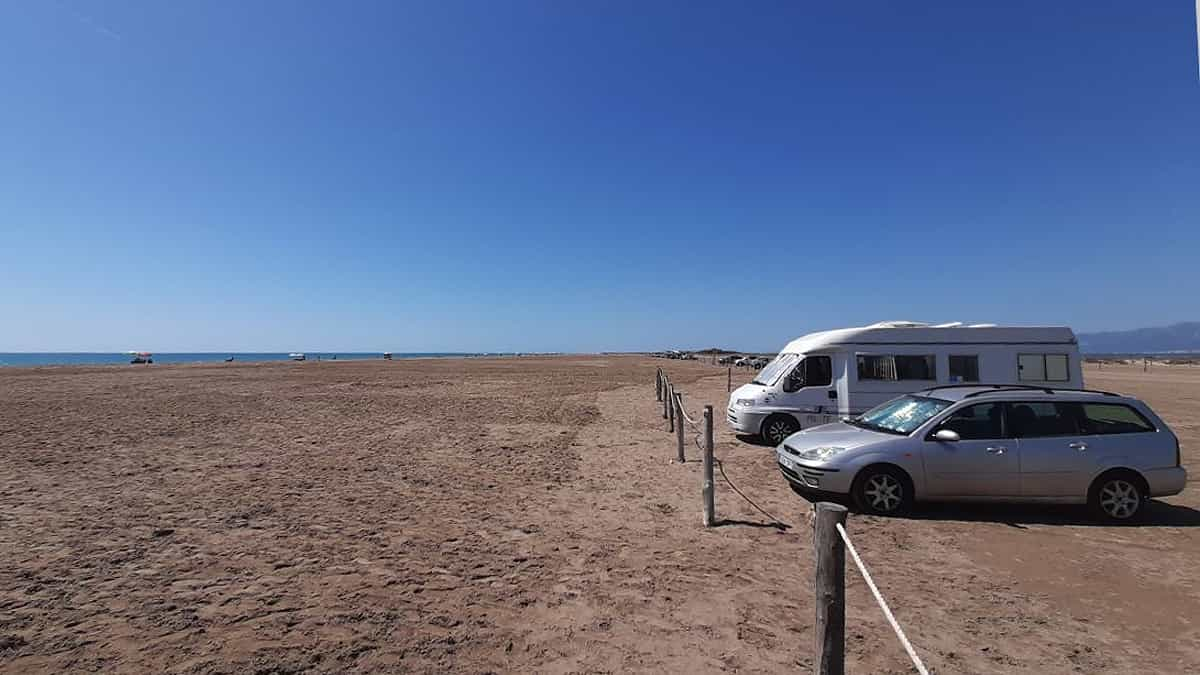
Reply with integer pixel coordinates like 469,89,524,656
1,1,1197,352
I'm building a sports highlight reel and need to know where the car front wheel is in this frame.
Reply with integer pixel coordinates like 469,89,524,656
852,465,913,516
761,414,799,445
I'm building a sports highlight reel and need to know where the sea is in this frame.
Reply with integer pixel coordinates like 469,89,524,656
0,353,501,367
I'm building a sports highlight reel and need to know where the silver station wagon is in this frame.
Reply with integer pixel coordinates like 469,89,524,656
776,385,1187,521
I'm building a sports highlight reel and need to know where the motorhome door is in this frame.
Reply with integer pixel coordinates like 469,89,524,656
779,354,838,426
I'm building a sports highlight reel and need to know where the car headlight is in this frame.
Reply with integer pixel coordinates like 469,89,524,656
796,446,847,461
736,398,756,407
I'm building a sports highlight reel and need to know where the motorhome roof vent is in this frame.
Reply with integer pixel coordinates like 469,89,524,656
966,323,998,328
867,321,930,329
930,322,964,328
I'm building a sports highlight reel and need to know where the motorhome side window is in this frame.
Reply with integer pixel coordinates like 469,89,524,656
1018,354,1070,382
856,354,935,381
783,356,833,391
805,356,832,387
948,355,979,382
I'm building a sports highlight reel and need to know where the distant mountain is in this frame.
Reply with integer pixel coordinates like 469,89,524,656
1077,322,1200,354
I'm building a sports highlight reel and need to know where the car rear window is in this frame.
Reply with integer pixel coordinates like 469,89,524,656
1081,403,1155,435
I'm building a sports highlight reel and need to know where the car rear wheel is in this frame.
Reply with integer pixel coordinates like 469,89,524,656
761,414,799,445
851,465,913,516
1088,471,1146,522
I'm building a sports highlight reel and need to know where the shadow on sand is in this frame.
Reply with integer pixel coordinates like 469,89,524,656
790,495,1200,528
735,433,774,447
901,499,1200,528
714,518,791,531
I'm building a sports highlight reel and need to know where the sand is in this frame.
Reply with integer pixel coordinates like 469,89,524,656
1,356,1197,673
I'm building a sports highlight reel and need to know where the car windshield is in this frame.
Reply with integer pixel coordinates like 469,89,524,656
851,395,952,435
752,354,800,386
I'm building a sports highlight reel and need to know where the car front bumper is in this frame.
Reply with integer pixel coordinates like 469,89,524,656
727,407,766,435
776,452,853,495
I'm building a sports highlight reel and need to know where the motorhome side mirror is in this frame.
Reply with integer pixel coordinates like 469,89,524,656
933,429,960,442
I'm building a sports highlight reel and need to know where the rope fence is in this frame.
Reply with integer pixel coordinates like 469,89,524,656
655,366,927,674
655,367,790,530
836,522,929,675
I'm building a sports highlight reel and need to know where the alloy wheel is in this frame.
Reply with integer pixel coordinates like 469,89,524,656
766,420,794,444
1099,479,1141,519
863,474,903,512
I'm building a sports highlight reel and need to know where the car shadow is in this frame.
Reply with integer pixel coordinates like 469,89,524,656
903,499,1200,528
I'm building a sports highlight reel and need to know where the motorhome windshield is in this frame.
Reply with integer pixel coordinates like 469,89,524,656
752,354,799,386
850,395,952,435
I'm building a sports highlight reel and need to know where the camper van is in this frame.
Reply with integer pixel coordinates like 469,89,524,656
728,322,1083,444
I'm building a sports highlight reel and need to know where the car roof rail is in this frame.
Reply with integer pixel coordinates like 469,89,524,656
961,384,1056,398
958,385,1124,399
922,383,1059,397
1067,387,1123,397
922,383,1041,393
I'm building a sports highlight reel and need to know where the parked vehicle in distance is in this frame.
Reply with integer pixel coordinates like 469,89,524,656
750,357,768,369
719,355,741,365
728,321,1083,445
776,385,1186,521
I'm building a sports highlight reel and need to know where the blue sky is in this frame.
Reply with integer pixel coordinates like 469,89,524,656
1,1,1197,352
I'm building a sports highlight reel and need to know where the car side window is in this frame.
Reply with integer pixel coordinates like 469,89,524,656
1006,401,1081,438
1081,403,1155,435
935,402,1003,440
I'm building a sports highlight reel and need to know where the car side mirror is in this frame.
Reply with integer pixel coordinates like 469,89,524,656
933,429,960,442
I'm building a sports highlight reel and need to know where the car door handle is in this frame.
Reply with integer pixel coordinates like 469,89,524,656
986,446,1007,454
1069,442,1088,451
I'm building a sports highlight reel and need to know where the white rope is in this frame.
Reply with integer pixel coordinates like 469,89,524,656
835,522,929,675
674,392,698,425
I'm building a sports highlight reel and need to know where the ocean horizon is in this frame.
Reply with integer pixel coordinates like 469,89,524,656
0,352,510,368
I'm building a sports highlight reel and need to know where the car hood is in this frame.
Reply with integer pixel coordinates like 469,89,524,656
781,421,897,451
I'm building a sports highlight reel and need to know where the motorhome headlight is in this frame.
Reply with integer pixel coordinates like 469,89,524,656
796,446,847,462
735,398,756,407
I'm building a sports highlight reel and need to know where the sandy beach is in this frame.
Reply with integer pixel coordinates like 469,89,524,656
1,356,1198,673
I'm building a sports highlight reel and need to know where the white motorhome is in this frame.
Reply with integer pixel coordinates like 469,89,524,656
728,321,1083,444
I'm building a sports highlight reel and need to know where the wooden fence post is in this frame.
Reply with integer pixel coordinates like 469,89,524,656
667,384,675,432
675,392,685,462
702,405,715,526
662,377,669,419
814,502,849,675
656,368,663,402
727,366,732,393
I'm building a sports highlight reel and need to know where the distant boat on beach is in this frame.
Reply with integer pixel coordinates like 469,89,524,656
289,352,306,361
127,351,153,365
